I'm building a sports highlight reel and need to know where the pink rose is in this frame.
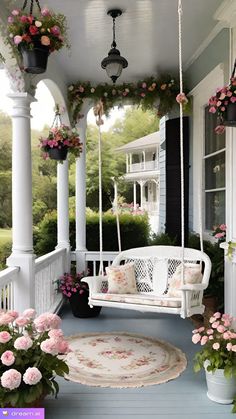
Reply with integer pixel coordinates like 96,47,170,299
209,316,215,323
1,350,15,366
212,342,220,350
40,338,59,355
206,329,213,335
22,308,36,319
8,16,14,23
212,321,220,329
1,369,21,390
41,36,51,46
0,313,15,325
41,8,51,16
23,367,42,385
20,15,28,23
140,92,146,97
50,25,60,36
29,25,38,35
213,312,221,318
214,232,225,239
57,340,71,354
13,35,22,45
227,343,233,351
232,345,236,352
142,82,147,89
215,125,225,135
15,316,29,327
208,335,214,340
7,310,19,319
11,9,20,16
176,93,188,105
201,336,208,345
217,325,225,333
14,336,33,350
223,332,231,339
230,96,236,103
34,312,61,332
209,106,216,113
198,327,205,333
192,333,201,344
0,331,12,343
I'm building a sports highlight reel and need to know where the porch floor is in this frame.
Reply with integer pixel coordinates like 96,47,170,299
44,305,232,419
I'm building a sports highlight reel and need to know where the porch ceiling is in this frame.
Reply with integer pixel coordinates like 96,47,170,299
5,0,223,84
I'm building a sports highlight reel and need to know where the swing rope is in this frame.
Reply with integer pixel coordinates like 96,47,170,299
94,101,104,275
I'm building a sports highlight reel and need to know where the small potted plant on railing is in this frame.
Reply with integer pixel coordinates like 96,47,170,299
192,312,236,411
6,1,69,74
208,60,236,134
58,272,102,318
39,106,82,161
0,308,71,407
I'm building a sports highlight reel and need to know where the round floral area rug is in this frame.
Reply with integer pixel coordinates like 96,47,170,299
65,332,187,388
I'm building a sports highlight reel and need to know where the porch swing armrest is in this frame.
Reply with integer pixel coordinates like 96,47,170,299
179,283,206,291
82,276,107,294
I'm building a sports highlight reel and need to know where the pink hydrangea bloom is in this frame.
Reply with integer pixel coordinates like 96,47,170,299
48,329,64,340
1,350,15,366
0,331,12,343
14,336,33,350
34,312,61,332
1,369,21,390
15,316,30,327
23,367,42,385
0,313,15,325
22,308,36,319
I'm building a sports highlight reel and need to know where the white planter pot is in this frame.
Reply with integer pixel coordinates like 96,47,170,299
205,364,236,404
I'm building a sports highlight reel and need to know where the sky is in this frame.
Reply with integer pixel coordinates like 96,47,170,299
0,69,126,131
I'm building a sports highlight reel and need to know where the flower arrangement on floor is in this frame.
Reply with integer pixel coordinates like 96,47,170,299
39,125,83,160
208,75,236,134
192,311,236,376
67,75,188,123
7,7,69,53
0,309,70,407
58,271,89,299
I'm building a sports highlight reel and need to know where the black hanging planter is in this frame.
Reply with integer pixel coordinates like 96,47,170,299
47,147,68,161
69,291,102,318
19,43,49,74
224,103,236,127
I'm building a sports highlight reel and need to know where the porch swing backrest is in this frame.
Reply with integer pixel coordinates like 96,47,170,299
111,246,211,295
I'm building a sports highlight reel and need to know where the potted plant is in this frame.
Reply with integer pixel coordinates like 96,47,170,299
7,6,69,73
39,124,82,161
192,311,236,410
0,308,71,407
58,272,102,318
208,62,236,133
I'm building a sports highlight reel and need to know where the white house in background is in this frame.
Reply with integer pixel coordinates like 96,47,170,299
116,131,160,233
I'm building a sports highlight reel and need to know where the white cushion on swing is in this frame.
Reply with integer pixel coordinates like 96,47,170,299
105,263,138,294
92,292,182,308
167,263,202,299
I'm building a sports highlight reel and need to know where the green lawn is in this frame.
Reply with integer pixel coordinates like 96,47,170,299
0,228,12,245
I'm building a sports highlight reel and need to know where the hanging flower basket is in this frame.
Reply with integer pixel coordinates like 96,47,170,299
18,41,49,74
39,106,82,161
47,146,68,161
208,59,236,133
7,2,69,74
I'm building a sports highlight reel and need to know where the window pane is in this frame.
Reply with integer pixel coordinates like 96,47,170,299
205,107,225,155
205,151,225,189
205,190,225,230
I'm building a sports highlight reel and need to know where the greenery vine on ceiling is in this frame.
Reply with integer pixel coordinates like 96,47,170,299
67,74,184,123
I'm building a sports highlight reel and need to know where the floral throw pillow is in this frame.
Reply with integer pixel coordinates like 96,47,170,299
167,263,202,298
105,263,138,294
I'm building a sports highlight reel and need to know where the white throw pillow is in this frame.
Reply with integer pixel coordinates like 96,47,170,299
105,263,138,294
167,263,203,298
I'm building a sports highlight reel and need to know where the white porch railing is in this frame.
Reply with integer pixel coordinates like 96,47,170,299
129,160,158,173
35,248,68,315
0,267,19,310
71,251,118,275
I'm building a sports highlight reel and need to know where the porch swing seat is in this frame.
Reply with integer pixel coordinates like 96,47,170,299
82,246,212,319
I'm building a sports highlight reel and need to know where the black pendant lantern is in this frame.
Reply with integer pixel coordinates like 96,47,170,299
101,9,128,84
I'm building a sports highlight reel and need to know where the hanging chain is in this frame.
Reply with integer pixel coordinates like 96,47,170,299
22,0,41,14
111,17,117,48
51,104,62,129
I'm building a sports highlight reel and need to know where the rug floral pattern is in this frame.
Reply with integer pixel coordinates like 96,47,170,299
65,332,187,388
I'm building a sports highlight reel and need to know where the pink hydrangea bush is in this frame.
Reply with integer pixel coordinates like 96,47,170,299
7,8,69,54
0,309,71,407
192,312,236,378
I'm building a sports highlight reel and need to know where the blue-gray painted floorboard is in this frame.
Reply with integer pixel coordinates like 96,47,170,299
43,305,232,418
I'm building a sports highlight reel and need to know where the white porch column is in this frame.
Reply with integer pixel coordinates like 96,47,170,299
75,115,87,272
126,154,129,173
133,181,137,210
129,153,132,171
7,93,36,313
56,159,70,271
139,181,145,209
142,151,146,170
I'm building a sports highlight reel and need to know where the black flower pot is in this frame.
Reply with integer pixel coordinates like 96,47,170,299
224,103,236,127
19,43,49,74
48,147,68,161
69,291,102,318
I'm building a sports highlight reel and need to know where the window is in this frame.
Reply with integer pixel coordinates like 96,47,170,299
204,108,225,230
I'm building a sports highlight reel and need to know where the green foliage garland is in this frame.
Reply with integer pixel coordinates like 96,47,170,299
68,74,182,123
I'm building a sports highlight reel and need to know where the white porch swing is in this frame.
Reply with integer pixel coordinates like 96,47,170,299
83,0,212,319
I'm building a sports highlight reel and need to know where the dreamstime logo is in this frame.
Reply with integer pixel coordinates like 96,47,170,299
0,409,44,418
